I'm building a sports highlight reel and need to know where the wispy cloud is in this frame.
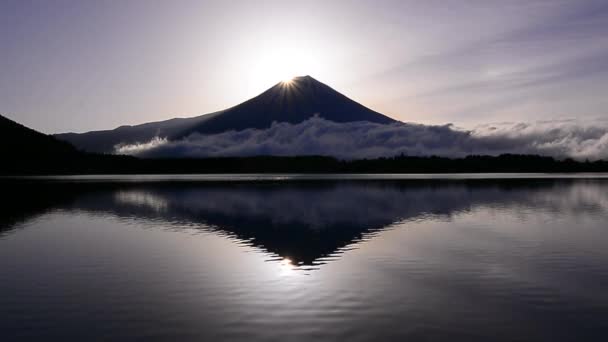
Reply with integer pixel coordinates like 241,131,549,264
365,1,608,124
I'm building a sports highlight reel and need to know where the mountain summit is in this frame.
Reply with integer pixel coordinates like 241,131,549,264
55,76,396,153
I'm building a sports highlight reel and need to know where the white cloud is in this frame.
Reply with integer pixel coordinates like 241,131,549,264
115,136,167,155
471,120,608,159
114,116,608,160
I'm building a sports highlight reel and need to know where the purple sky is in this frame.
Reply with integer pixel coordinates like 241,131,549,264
1,0,608,133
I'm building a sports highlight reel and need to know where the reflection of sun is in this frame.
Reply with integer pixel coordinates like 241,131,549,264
279,257,295,276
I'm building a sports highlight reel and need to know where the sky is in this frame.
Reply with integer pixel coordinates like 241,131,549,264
1,0,608,134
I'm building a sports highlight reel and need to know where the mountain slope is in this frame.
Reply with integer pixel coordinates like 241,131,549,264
55,76,396,153
172,76,395,139
55,112,219,154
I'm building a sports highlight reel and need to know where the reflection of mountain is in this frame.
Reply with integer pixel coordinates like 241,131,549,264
54,76,395,153
3,179,608,265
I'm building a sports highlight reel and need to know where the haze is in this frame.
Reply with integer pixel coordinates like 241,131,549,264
1,0,608,133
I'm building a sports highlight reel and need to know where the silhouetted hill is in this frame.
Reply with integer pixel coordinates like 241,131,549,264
0,114,140,174
54,76,395,153
0,114,79,160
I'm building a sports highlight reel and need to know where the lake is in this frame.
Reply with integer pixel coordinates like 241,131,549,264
1,175,608,341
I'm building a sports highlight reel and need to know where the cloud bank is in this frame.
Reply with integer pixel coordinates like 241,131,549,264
115,117,608,160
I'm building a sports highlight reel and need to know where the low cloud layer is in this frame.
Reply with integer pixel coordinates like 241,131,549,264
115,116,608,160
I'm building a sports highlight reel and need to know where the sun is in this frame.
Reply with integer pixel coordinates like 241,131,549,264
250,46,322,87
264,55,303,84
235,39,333,98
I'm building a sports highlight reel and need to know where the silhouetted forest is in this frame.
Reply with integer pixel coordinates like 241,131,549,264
3,153,608,175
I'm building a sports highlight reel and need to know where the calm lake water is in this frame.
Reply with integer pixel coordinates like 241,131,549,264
1,175,608,341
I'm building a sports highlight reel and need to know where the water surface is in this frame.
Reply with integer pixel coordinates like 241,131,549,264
1,176,607,341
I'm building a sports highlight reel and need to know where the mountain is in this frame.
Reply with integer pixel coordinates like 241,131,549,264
0,114,79,160
173,75,395,137
55,76,396,153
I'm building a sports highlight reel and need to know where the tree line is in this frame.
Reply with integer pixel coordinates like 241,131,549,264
4,153,608,175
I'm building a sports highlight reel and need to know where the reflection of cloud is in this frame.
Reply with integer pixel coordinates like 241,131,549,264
114,190,168,212
132,181,608,225
114,117,608,160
